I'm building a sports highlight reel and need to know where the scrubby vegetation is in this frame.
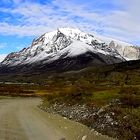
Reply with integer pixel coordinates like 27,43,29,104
0,60,140,139
41,85,140,140
0,83,37,96
39,60,140,140
119,86,140,107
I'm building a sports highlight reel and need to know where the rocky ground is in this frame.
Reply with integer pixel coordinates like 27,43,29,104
40,99,121,138
0,97,113,140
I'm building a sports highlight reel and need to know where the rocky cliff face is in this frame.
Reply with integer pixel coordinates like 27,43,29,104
109,41,140,60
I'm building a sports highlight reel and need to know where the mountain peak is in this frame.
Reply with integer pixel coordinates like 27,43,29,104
58,27,82,35
1,28,139,68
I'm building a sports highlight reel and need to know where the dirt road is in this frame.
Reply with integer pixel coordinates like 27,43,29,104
0,97,113,140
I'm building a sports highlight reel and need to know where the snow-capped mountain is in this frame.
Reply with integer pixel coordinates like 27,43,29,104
0,27,139,73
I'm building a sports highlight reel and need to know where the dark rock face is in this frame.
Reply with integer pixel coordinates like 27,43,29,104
0,51,123,74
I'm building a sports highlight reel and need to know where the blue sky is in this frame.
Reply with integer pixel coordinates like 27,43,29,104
0,0,140,61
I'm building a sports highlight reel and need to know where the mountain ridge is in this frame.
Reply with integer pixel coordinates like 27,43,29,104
0,27,139,73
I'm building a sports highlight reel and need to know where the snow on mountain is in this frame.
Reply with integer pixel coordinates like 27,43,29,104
0,54,7,62
1,27,139,67
95,34,140,60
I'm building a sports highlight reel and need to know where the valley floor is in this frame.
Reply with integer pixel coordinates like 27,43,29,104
0,97,112,140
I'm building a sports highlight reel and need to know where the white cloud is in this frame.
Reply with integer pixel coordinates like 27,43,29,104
0,54,7,62
0,1,106,37
0,0,139,45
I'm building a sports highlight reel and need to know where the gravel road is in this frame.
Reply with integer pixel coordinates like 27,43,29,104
0,97,113,140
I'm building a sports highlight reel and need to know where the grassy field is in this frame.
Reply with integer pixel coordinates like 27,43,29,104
0,83,140,139
41,84,140,140
0,60,140,139
39,61,140,140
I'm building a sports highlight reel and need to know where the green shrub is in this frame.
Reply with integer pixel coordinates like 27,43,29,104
118,86,140,107
119,86,139,95
120,94,140,107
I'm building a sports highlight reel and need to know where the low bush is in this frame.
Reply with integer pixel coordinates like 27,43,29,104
119,86,140,95
119,86,140,107
120,94,140,107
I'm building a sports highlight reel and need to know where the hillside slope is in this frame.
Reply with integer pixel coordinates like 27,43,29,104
1,27,139,74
